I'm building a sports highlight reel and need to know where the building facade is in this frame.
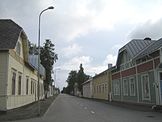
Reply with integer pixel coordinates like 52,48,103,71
93,67,112,100
82,77,93,98
112,38,162,106
0,19,45,111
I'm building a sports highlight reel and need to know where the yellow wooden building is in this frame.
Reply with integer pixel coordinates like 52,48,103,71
93,66,112,100
0,19,45,111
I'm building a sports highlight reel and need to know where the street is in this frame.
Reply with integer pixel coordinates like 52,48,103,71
6,94,162,122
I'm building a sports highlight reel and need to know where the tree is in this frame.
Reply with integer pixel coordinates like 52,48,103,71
61,87,67,93
64,64,90,95
66,70,78,94
77,64,90,93
40,39,58,91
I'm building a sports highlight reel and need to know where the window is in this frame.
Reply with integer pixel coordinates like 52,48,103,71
33,82,35,94
123,79,129,96
31,79,36,94
102,84,104,93
113,80,120,95
16,42,21,55
129,77,136,96
26,77,29,95
11,70,16,95
141,74,150,100
31,80,33,94
96,86,97,93
105,84,107,92
94,86,96,93
18,73,22,95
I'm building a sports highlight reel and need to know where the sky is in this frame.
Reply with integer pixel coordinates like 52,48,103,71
1,0,162,90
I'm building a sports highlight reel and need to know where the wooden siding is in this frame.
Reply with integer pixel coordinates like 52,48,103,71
93,70,111,100
112,72,120,80
6,54,44,110
154,57,160,68
121,67,136,77
0,51,8,110
137,60,153,73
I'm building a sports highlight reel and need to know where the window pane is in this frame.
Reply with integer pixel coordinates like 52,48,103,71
142,75,150,99
26,77,29,95
18,75,21,95
130,78,135,96
12,72,16,95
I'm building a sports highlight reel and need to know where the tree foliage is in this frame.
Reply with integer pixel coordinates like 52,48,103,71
40,39,58,91
64,64,90,94
66,70,77,94
77,64,90,93
28,39,58,91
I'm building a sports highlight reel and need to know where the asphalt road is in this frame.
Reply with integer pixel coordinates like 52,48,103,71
6,94,162,122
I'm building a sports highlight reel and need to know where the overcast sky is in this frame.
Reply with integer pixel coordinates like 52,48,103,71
1,0,162,90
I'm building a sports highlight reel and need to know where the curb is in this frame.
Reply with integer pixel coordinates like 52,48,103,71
44,95,59,117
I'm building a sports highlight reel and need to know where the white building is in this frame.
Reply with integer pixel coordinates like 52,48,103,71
82,77,93,98
0,19,45,111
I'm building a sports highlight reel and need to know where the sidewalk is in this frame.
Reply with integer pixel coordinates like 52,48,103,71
0,95,58,122
82,97,162,112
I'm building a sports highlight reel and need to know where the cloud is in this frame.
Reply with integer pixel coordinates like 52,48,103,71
3,0,162,90
61,56,92,71
103,54,117,66
62,43,82,57
85,65,107,76
52,0,139,42
129,19,162,40
60,54,116,77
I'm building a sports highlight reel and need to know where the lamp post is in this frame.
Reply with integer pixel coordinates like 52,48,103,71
37,6,54,116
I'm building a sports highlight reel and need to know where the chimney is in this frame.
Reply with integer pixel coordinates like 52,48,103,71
108,63,112,69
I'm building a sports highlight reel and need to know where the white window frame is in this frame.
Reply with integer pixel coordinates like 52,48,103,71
114,80,120,96
123,78,129,96
105,83,107,92
102,84,104,93
129,77,136,96
18,72,22,95
11,69,17,95
26,76,29,95
141,74,151,101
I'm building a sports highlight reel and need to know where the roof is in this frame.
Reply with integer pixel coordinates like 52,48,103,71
29,55,45,77
0,19,22,50
120,39,155,58
133,38,162,60
82,77,93,85
116,39,155,65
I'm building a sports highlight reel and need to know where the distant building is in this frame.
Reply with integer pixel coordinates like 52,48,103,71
74,82,81,96
112,38,162,106
0,19,45,111
47,84,56,98
93,66,112,101
82,77,93,98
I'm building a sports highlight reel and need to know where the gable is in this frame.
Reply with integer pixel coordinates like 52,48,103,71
0,19,22,50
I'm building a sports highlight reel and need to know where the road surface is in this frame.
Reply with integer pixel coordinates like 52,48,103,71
6,94,162,122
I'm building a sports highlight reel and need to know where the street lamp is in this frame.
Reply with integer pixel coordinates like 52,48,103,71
52,68,61,95
52,68,61,86
37,6,54,116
